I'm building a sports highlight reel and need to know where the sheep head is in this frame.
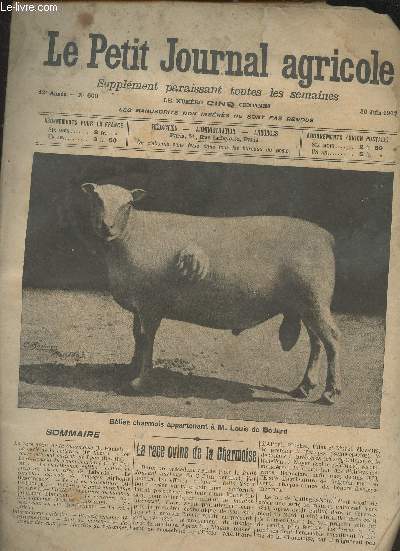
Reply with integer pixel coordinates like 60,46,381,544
81,183,146,242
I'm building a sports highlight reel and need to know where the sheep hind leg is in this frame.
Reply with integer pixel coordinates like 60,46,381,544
291,326,321,399
302,306,341,405
129,311,161,392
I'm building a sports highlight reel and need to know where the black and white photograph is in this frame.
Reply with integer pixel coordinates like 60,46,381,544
19,153,393,428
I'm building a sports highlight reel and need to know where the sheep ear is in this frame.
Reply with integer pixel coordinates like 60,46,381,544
131,189,146,203
81,183,97,194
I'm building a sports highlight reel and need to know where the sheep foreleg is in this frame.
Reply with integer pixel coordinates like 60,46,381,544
129,310,161,391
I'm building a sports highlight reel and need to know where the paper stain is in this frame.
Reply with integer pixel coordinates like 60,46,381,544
78,12,94,27
64,487,84,505
26,444,45,462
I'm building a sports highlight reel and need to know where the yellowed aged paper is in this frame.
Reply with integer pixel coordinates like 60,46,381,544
0,2,399,550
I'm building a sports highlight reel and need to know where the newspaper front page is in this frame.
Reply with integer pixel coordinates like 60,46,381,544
1,2,399,550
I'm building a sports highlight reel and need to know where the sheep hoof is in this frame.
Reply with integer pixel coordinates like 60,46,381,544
130,359,140,378
290,385,309,399
128,377,148,393
320,389,340,405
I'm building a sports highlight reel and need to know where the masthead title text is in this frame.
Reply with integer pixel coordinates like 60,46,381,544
43,31,395,89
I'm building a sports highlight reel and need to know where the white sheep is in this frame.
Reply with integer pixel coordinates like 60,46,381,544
82,183,341,404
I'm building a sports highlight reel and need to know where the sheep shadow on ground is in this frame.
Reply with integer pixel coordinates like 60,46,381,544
19,359,298,404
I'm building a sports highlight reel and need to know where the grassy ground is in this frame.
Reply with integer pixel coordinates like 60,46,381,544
19,288,385,428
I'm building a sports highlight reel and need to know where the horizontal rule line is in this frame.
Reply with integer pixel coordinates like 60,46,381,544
34,142,395,165
151,435,243,443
